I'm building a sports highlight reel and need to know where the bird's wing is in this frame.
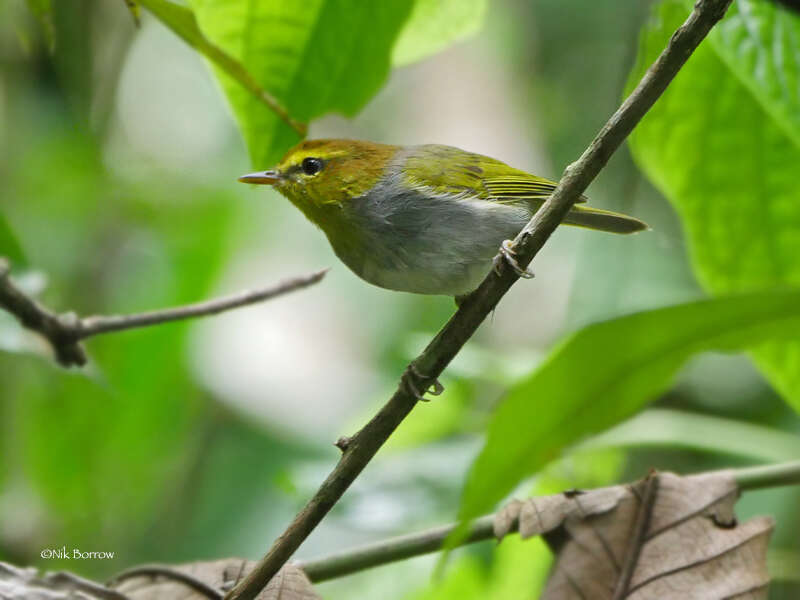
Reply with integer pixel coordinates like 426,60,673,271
402,145,585,204
481,174,560,202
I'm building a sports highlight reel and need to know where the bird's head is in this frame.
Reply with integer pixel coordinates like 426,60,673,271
239,139,398,222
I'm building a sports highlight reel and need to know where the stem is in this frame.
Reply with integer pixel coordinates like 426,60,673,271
78,270,327,338
299,516,495,583
733,461,800,491
0,258,326,367
225,2,733,598
296,460,800,583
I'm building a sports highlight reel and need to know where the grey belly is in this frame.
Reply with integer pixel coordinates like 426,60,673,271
327,189,531,296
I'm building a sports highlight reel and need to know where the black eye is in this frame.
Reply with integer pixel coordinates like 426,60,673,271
301,157,323,176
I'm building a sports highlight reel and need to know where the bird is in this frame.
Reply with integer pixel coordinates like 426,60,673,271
239,139,647,300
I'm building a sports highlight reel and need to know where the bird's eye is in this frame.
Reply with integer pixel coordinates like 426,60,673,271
301,157,323,176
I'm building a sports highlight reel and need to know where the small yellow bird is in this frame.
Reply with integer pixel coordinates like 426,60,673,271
240,139,647,299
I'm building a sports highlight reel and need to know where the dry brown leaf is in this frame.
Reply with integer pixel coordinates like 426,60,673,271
0,559,319,600
494,471,773,599
111,559,320,600
0,561,127,599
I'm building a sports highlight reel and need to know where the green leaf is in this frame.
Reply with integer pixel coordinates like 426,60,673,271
138,0,305,139
0,213,26,266
392,0,486,66
580,408,800,462
25,0,55,51
407,556,485,600
459,290,800,522
628,0,800,411
711,0,800,147
187,0,415,168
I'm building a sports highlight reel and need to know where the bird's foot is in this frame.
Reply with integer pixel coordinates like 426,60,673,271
493,239,535,279
401,363,444,401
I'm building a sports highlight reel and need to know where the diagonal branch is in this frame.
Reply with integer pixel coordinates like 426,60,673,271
0,258,326,367
224,1,734,599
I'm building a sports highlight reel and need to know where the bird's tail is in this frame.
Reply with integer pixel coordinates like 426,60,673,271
563,205,648,234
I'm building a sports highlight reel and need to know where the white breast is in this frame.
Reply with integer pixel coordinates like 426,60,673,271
328,184,531,296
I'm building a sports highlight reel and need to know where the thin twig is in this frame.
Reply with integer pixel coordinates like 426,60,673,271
79,270,327,338
295,460,800,583
298,516,496,582
224,2,734,599
0,258,326,367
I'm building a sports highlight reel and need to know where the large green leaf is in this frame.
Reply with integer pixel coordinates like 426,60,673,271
187,0,415,168
459,290,800,522
628,0,800,410
392,0,486,66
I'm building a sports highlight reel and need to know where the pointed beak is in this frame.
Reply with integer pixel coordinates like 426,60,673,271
238,170,281,185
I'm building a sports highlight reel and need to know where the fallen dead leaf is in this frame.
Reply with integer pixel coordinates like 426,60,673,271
494,471,773,599
0,559,320,600
0,561,127,599
111,560,320,600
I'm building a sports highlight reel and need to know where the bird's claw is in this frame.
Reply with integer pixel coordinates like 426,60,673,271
401,363,444,401
493,239,535,279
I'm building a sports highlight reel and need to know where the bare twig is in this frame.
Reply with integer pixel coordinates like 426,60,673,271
78,270,327,338
295,460,800,583
298,515,496,583
0,258,326,367
224,1,734,599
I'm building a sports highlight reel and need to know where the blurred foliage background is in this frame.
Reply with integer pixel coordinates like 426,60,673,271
1,0,799,598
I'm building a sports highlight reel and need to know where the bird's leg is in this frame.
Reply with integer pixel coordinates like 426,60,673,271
493,239,535,279
401,362,444,401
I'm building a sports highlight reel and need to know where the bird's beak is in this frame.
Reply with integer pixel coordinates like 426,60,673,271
238,170,281,185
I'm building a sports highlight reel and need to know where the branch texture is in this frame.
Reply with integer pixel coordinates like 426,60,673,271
225,1,734,599
0,258,326,367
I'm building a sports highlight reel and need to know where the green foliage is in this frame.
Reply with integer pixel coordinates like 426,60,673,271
0,214,26,267
459,290,800,522
5,0,800,594
582,408,800,462
392,0,487,66
137,0,304,140
138,0,218,50
0,112,240,570
187,0,415,168
407,556,485,600
628,0,800,411
25,0,54,51
407,540,550,600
